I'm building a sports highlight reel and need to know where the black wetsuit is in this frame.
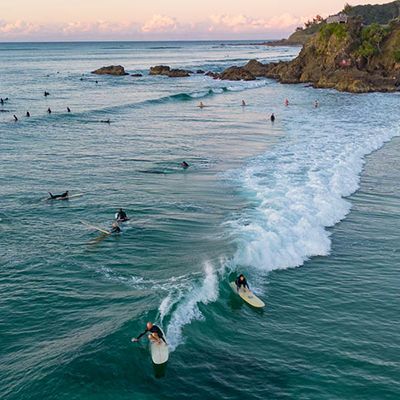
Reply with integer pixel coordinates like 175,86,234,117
235,276,249,291
111,226,121,233
270,114,275,122
136,325,166,343
117,211,128,221
49,191,68,199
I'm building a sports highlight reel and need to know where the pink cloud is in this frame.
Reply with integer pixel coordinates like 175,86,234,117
141,15,178,33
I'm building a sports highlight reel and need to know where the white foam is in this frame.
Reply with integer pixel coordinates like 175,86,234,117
230,117,399,273
166,262,218,351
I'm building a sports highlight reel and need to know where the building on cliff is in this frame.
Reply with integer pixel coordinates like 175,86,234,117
326,12,349,24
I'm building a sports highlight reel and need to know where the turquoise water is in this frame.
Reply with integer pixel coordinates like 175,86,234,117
1,42,399,400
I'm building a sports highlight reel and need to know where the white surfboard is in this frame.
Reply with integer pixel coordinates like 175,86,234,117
150,329,169,365
46,193,84,201
80,220,111,235
230,282,265,308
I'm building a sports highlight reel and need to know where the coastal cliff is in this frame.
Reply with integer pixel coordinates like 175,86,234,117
263,18,400,92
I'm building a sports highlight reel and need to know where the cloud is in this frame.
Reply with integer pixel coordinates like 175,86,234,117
208,13,306,33
141,15,178,33
0,12,314,41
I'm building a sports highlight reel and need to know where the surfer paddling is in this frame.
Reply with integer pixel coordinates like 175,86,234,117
110,222,121,233
48,190,69,200
132,322,167,344
235,274,250,292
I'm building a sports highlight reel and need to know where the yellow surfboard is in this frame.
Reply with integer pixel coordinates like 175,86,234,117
230,282,265,308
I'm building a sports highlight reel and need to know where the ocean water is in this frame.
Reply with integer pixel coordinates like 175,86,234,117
0,41,399,400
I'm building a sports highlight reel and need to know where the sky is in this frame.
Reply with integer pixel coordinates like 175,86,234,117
0,0,392,41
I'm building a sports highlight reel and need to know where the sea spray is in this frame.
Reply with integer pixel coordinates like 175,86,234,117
166,262,218,351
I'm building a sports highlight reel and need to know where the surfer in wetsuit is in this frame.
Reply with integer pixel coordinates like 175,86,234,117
48,190,69,200
132,322,166,344
270,113,275,122
116,208,128,221
110,222,121,233
181,161,189,169
235,274,250,292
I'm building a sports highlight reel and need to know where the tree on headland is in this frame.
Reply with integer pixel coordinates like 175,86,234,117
343,3,353,14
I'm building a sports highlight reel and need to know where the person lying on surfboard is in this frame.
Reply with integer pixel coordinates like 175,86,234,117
48,190,69,200
132,322,167,344
116,208,129,222
235,274,250,292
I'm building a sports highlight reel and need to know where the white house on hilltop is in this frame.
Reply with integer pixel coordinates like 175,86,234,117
326,12,349,24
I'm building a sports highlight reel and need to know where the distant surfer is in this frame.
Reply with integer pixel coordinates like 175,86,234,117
314,100,319,108
100,119,111,124
110,222,121,233
285,98,289,106
13,115,18,122
44,91,50,97
26,111,30,117
235,274,250,292
181,161,189,169
241,100,247,107
198,102,205,109
47,107,52,114
48,190,69,200
1,98,4,105
116,208,129,222
270,113,275,122
132,322,167,344
67,107,71,113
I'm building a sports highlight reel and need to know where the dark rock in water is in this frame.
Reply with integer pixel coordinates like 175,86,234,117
219,66,256,81
149,65,171,75
205,71,220,79
131,73,143,77
196,69,205,74
149,65,191,78
168,69,190,77
92,65,128,76
243,59,270,77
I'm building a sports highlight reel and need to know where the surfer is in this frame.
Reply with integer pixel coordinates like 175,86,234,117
235,274,250,292
67,107,71,113
100,119,111,124
285,98,289,106
47,107,52,114
26,111,30,117
270,113,275,122
44,91,50,97
132,322,167,344
241,100,247,107
110,222,121,233
198,102,205,109
181,161,189,169
116,208,129,222
0,98,4,105
13,115,18,122
314,100,319,108
48,190,69,200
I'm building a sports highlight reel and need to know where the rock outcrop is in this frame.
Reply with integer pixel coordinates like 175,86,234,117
215,19,400,92
149,65,191,77
92,65,128,76
263,18,400,92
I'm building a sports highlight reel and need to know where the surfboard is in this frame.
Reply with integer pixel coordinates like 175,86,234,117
149,329,169,365
230,282,265,308
80,220,110,235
